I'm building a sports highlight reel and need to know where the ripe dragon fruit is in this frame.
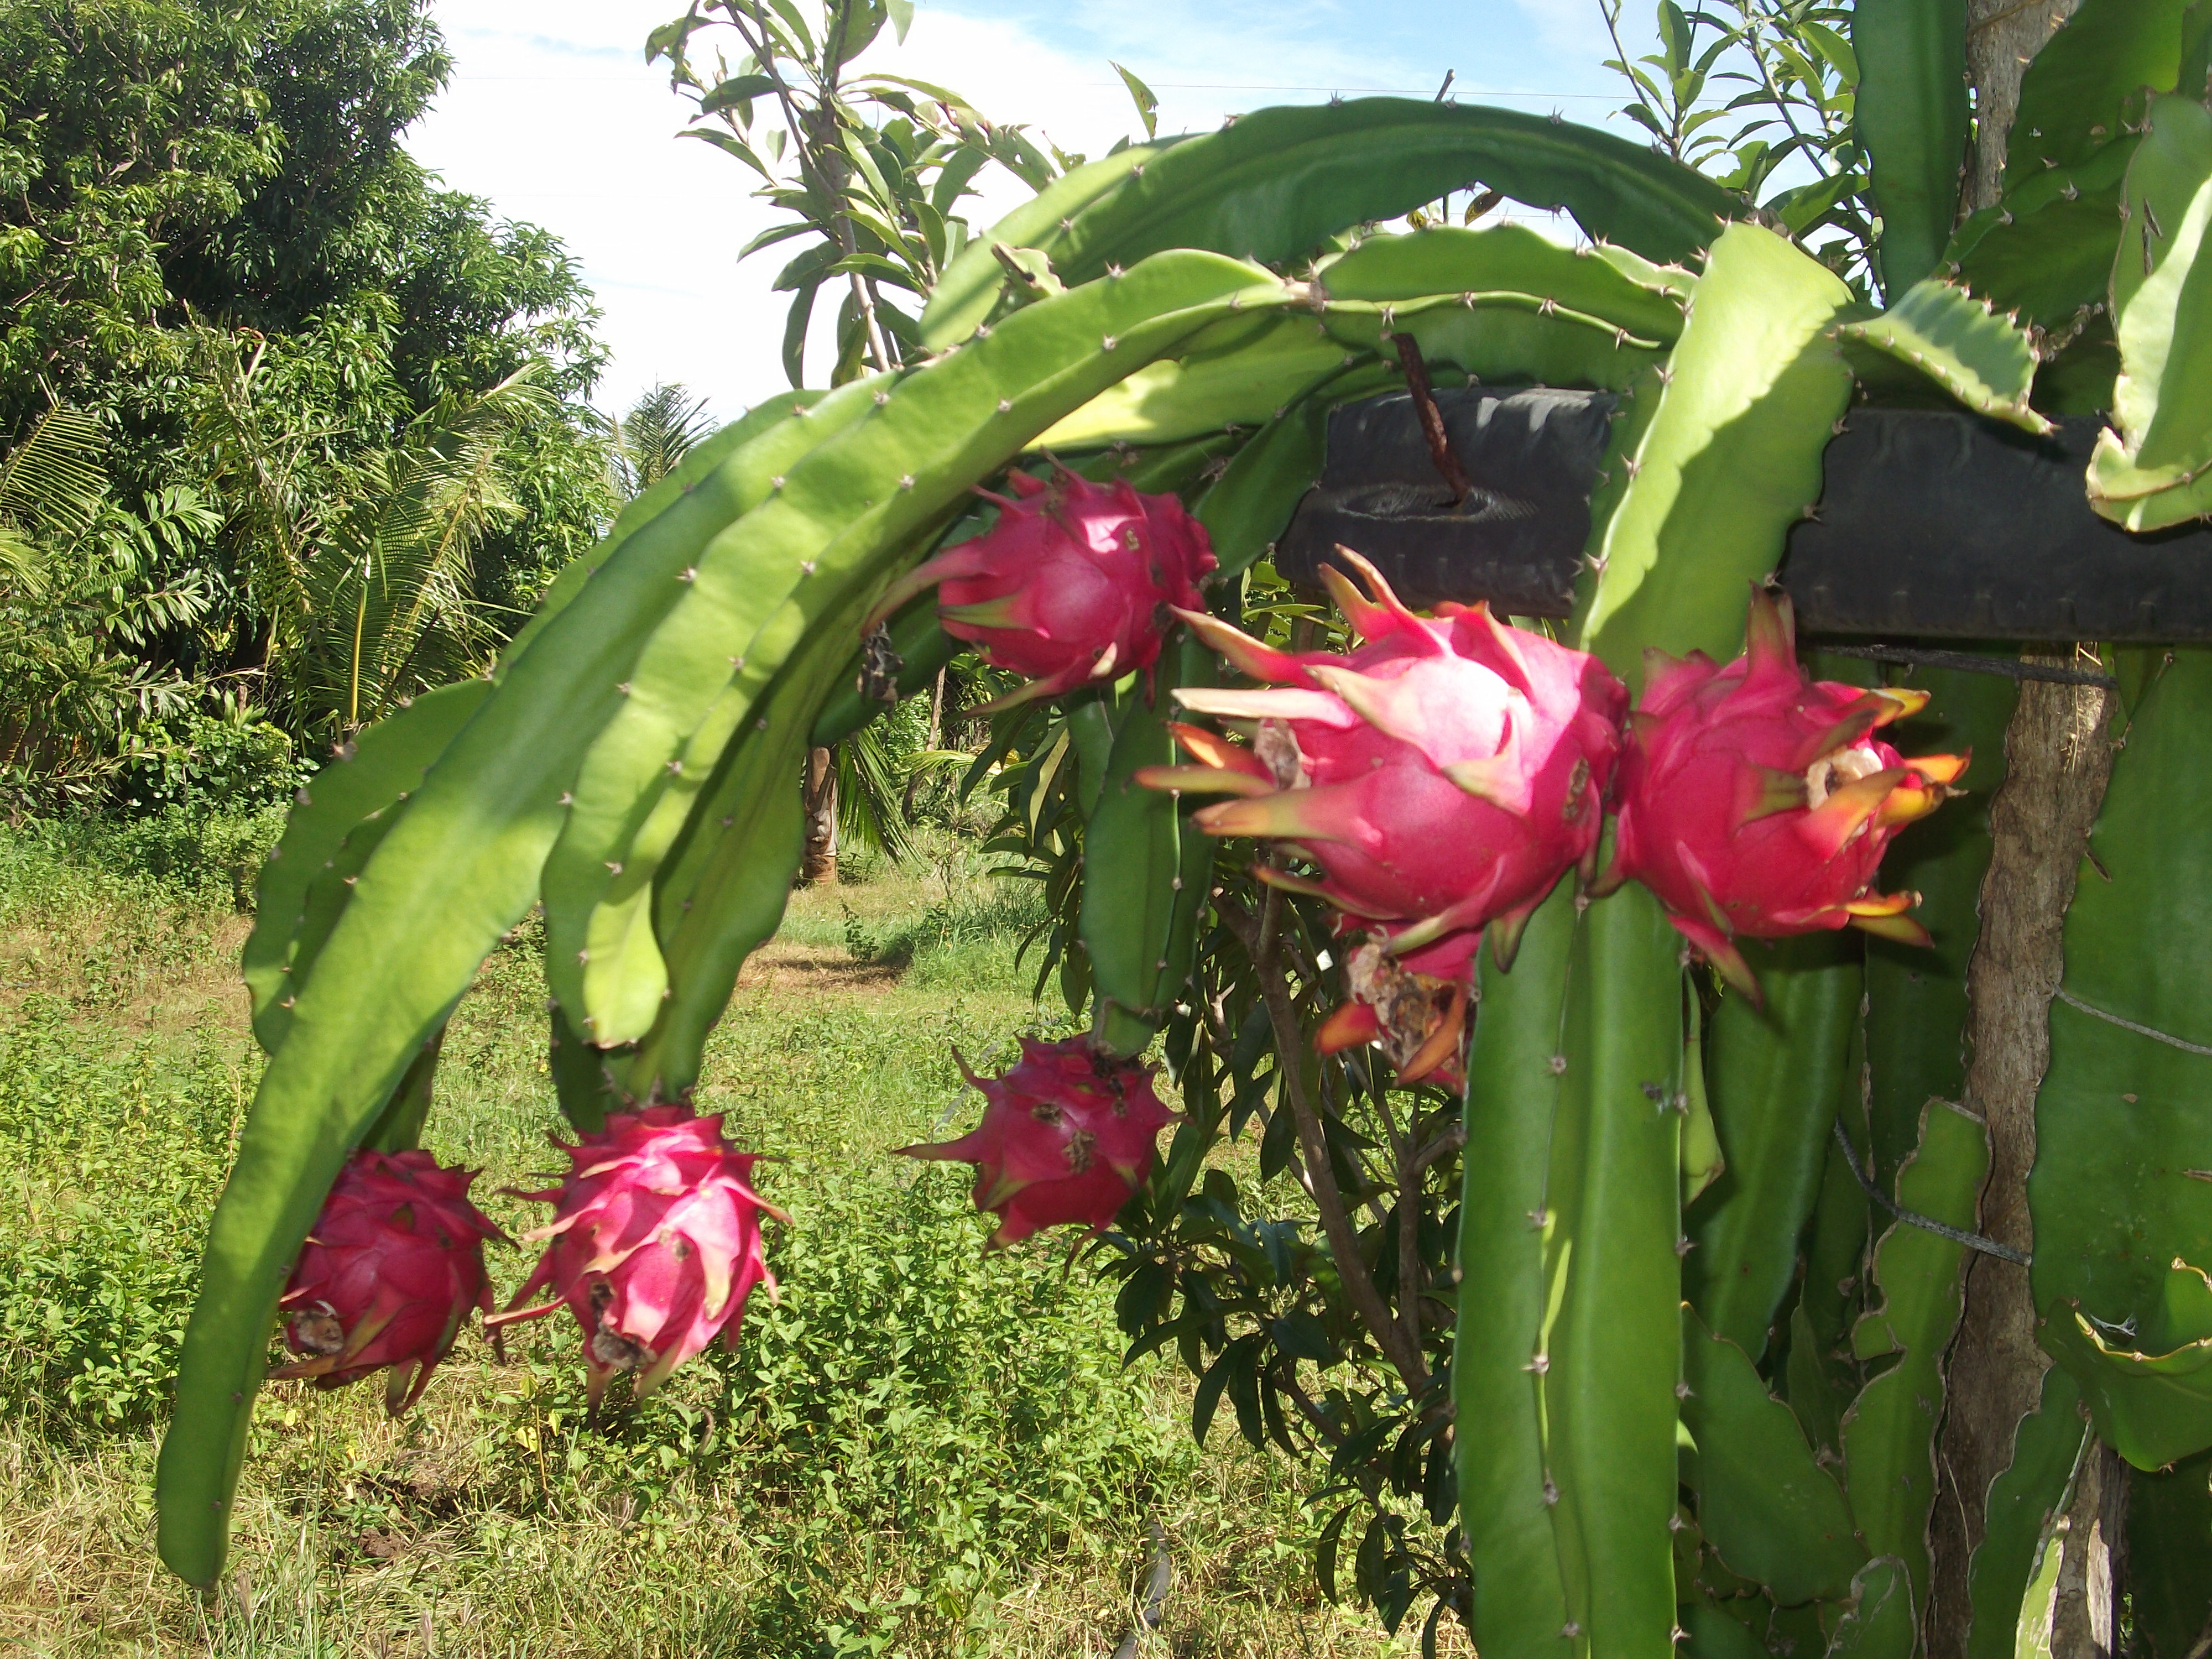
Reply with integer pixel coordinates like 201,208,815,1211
489,1105,784,1406
1314,930,1475,1088
1135,549,1627,973
896,1037,1177,1247
272,1148,504,1415
864,466,1215,712
1601,585,1968,999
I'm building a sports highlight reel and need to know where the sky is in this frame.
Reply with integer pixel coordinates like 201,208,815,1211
404,0,1635,425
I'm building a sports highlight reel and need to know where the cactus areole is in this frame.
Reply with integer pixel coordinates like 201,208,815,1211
1139,550,1627,975
1601,586,1966,999
865,467,1215,711
490,1105,785,1405
898,1037,1177,1246
272,1149,505,1415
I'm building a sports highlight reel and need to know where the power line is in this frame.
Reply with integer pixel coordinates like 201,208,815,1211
448,73,1616,98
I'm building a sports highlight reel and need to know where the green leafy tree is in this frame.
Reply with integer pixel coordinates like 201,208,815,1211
649,0,1064,385
1603,0,1871,284
0,0,615,758
0,409,223,817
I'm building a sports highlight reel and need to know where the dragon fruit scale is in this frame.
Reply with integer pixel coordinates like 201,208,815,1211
1135,549,1627,973
272,1148,505,1415
864,466,1215,712
1601,585,1968,1000
489,1105,784,1406
1314,930,1475,1089
897,1037,1177,1248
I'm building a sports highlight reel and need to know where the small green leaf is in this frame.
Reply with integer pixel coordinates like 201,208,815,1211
698,72,778,116
1680,1308,1868,1604
1111,61,1159,140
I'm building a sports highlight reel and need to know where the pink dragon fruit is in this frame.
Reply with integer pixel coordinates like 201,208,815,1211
489,1105,785,1406
272,1148,504,1415
897,1037,1177,1247
1135,550,1627,973
1601,585,1966,999
865,466,1215,711
1315,930,1475,1088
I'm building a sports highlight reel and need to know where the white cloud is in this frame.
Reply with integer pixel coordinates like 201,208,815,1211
406,0,782,422
1510,0,1619,61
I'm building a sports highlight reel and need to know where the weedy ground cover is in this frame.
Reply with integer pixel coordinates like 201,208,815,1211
0,813,1431,1657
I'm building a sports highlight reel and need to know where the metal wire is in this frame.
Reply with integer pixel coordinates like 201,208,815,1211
1812,643,2118,688
1832,1120,2032,1266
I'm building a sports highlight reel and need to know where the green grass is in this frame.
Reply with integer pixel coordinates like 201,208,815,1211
0,812,1420,1657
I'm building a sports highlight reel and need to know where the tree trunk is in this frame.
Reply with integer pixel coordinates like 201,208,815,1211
1925,7,2110,1652
802,744,838,886
2049,1441,2127,1658
1927,664,2114,1656
902,666,945,816
1964,0,2082,211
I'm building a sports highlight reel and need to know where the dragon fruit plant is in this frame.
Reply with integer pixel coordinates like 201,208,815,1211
898,1037,1177,1246
865,467,1215,711
270,1149,504,1415
1139,551,1626,974
1600,586,1966,1000
161,4,2212,1646
490,1105,785,1405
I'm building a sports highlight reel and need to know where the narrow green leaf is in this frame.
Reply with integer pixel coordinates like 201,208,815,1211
1855,661,2015,1191
1688,935,1861,1364
1112,61,1160,140
1840,1098,1990,1613
242,680,490,1052
924,101,1735,348
1543,883,1685,1655
1191,392,1329,580
1454,881,1577,1656
1078,634,1218,1045
1035,313,1350,450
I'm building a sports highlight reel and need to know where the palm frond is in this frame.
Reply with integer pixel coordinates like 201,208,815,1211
0,407,109,541
302,369,549,729
0,526,51,599
835,721,919,863
609,383,713,497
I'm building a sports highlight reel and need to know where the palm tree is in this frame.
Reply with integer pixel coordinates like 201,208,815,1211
607,383,713,498
0,409,218,816
195,340,554,736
